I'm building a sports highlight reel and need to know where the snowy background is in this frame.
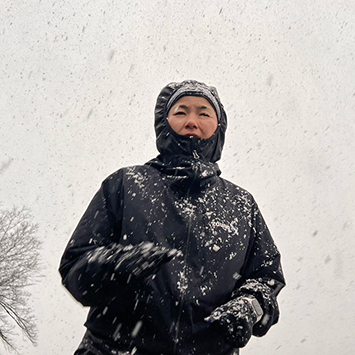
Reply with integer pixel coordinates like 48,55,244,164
1,0,354,354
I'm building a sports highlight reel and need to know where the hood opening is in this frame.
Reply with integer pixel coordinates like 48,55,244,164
154,80,227,164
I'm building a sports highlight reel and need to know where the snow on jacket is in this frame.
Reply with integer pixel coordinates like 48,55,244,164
59,80,285,355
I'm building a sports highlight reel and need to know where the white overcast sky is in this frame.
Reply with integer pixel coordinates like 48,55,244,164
1,0,354,354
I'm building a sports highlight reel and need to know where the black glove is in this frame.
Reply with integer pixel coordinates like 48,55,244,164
205,296,259,348
113,242,181,280
88,242,181,283
232,279,280,337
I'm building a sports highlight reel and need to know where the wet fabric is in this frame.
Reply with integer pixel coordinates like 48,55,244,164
59,80,285,355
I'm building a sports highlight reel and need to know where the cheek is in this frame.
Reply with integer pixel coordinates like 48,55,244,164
167,117,180,133
204,121,218,137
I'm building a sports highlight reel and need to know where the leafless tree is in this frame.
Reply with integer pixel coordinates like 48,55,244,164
0,206,41,351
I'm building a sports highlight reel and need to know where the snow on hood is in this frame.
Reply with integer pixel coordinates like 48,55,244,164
154,80,228,163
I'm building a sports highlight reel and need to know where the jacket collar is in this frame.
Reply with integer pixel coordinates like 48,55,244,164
146,155,221,194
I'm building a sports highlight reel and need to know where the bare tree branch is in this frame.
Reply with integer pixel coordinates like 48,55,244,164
0,206,41,351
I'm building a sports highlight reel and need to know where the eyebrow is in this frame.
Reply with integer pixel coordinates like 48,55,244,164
175,104,212,111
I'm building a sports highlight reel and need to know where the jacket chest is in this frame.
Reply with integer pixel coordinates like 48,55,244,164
119,182,251,258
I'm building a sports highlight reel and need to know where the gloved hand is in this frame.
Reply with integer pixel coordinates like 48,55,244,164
112,242,181,281
205,296,259,348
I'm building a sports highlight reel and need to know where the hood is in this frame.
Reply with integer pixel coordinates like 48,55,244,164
154,80,227,164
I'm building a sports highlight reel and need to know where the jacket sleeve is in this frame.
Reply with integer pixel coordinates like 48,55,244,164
59,173,127,307
233,199,285,337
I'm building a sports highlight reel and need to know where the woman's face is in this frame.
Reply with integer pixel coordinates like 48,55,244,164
167,96,218,139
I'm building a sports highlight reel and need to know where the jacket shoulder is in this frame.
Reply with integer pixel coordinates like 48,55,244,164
100,164,160,194
219,177,256,203
103,164,157,182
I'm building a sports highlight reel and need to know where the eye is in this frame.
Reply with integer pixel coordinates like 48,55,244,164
175,111,186,116
200,113,210,117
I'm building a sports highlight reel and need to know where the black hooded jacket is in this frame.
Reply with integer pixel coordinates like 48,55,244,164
59,80,285,355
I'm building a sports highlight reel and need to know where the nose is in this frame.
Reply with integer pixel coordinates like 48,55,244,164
184,114,199,130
